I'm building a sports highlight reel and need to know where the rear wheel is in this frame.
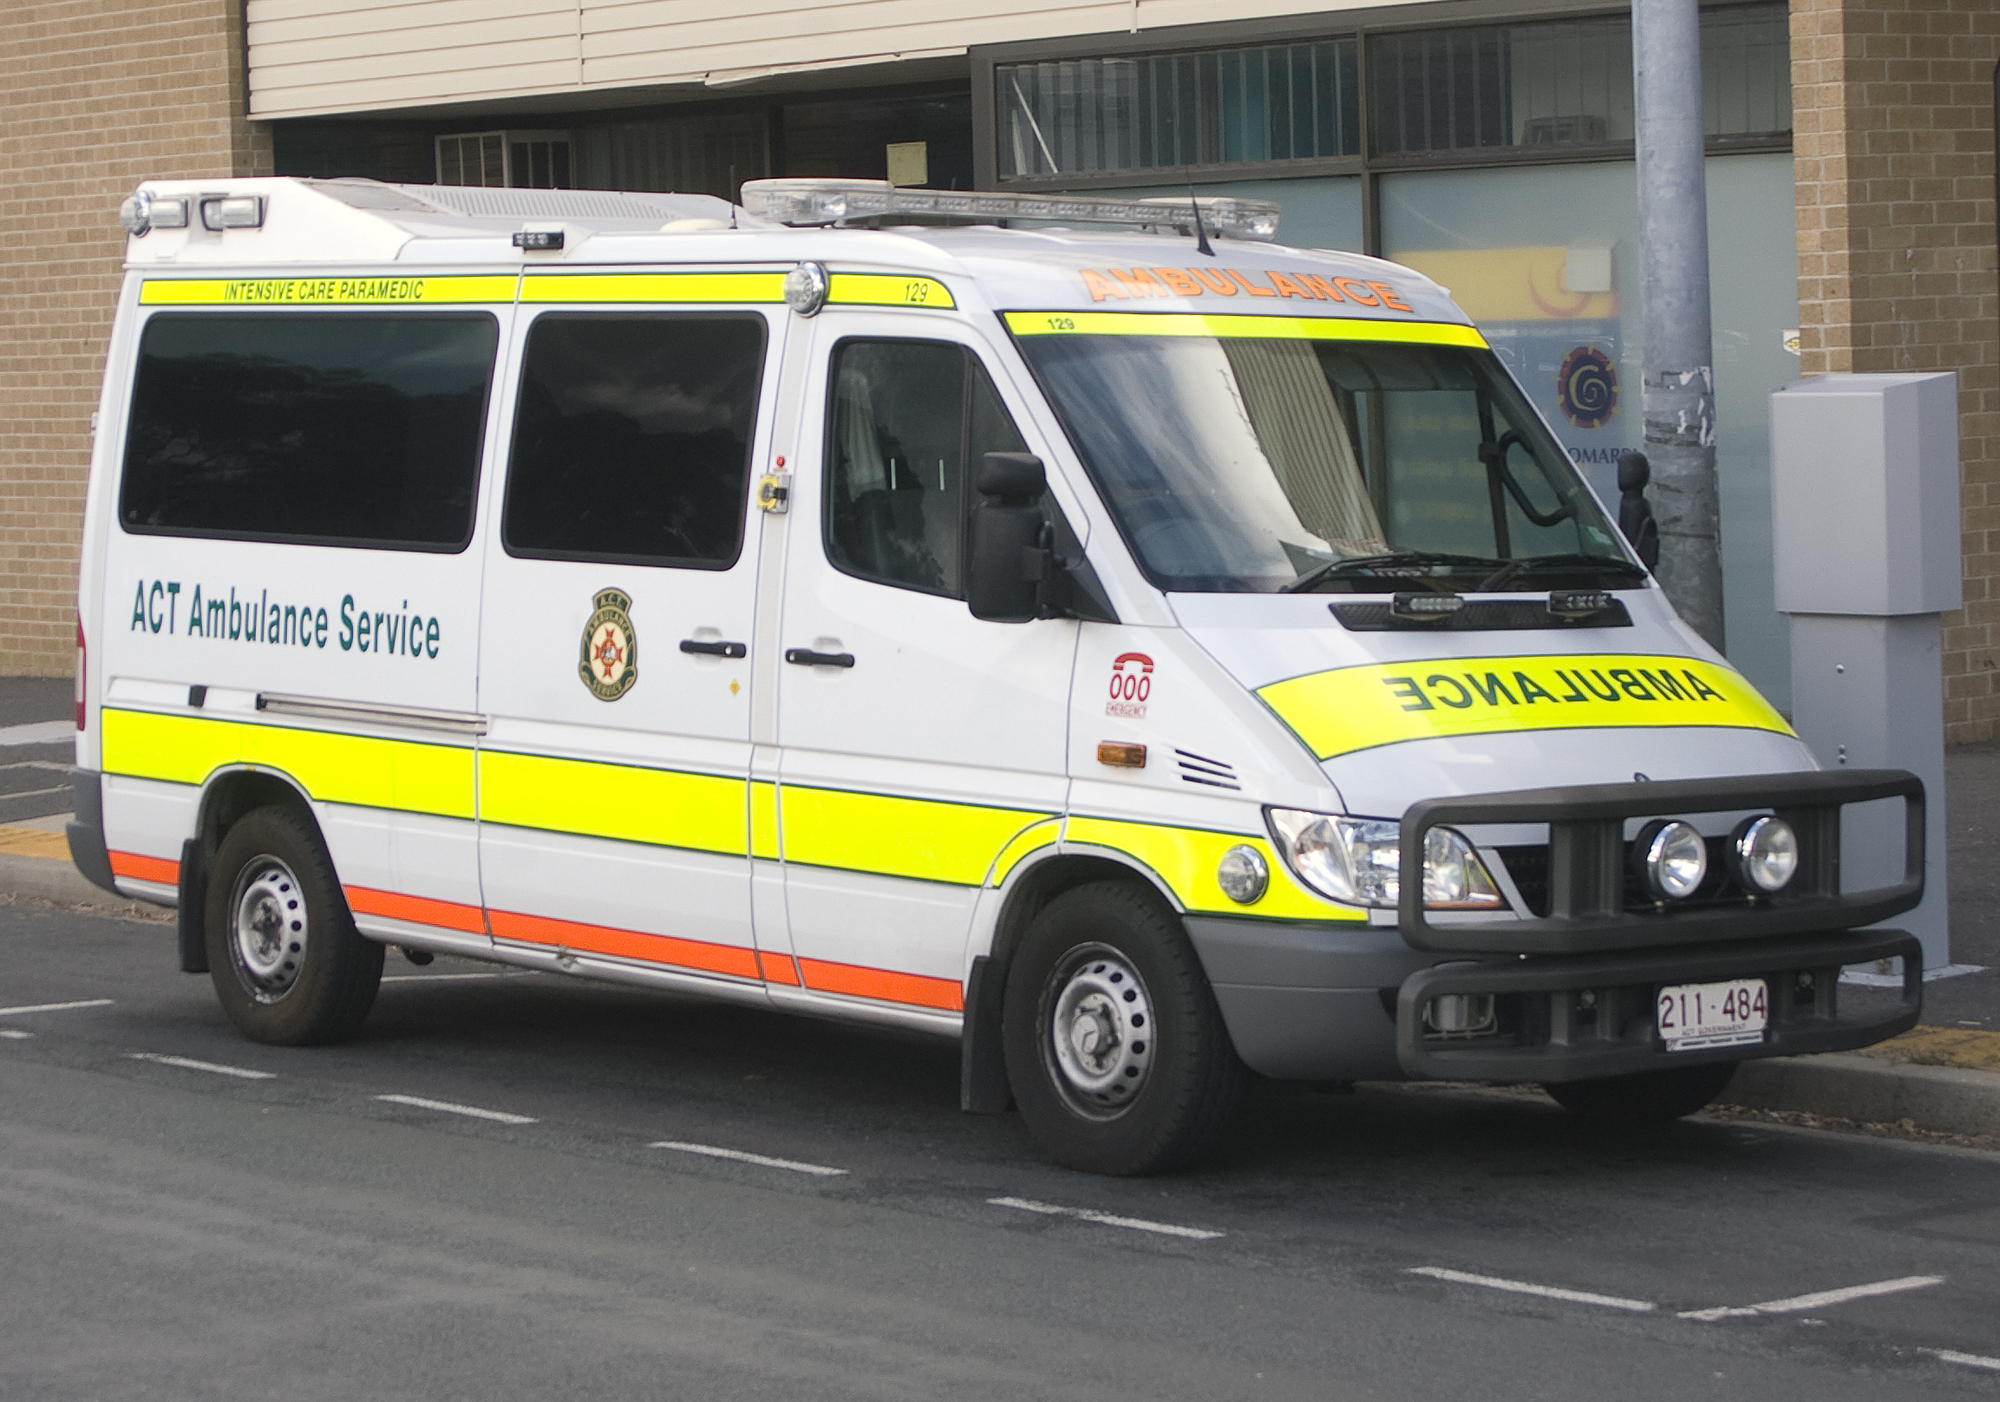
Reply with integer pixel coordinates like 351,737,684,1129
1543,1061,1738,1128
204,805,382,1045
1002,881,1244,1175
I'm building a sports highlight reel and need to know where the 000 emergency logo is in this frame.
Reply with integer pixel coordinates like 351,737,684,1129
579,589,638,701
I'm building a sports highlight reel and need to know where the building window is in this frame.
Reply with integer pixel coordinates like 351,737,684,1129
436,130,573,188
998,40,1360,179
991,3,1790,181
1700,4,1793,139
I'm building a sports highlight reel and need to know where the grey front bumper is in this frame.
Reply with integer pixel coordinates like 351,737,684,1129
1186,916,1920,1085
1396,928,1920,1082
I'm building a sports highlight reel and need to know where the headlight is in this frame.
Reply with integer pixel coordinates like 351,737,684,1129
1266,810,1503,910
1731,815,1798,893
1636,819,1708,900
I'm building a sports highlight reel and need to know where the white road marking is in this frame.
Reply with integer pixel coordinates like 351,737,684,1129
650,1141,848,1177
1927,1349,2000,1373
0,1029,30,1039
1408,1266,1655,1312
375,1093,537,1125
1679,1275,1944,1321
0,720,78,746
988,1196,1224,1241
128,1052,275,1080
0,998,114,1016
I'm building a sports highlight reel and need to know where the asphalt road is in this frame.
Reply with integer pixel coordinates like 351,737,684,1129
3,902,1998,1400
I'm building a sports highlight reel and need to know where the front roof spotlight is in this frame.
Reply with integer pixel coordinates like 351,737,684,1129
1636,819,1707,901
1731,814,1799,894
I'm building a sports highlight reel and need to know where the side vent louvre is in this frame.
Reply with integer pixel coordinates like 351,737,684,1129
1175,749,1240,790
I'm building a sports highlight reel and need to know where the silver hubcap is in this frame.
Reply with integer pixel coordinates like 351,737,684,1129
1045,944,1153,1117
230,856,308,1003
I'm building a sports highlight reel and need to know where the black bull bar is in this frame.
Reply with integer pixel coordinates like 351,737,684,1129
1391,769,1925,1081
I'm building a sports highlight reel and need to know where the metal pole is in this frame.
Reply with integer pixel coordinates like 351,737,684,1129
1633,0,1725,650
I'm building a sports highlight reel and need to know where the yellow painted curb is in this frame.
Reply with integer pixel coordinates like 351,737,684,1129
1857,1025,2000,1074
0,826,71,860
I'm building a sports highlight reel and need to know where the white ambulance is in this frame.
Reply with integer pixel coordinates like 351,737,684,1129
71,176,1923,1173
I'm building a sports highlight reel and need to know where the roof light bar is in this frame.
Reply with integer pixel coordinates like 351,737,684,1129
739,178,1280,242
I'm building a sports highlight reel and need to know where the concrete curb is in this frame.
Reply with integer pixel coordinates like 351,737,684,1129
0,851,163,916
1723,1053,2000,1140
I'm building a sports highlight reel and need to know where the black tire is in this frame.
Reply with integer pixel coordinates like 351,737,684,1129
1543,1061,1738,1128
1002,881,1244,1175
204,804,382,1045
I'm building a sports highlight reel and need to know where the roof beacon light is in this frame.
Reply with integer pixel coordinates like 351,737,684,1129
118,190,188,236
739,178,1279,242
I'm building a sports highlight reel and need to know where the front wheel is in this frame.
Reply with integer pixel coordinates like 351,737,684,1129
1002,881,1244,1175
1543,1061,1738,1128
204,804,382,1045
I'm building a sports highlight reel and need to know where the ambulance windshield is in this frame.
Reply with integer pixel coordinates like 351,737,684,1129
1011,330,1632,594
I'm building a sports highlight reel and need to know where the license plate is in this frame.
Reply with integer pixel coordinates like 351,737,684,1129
1657,979,1768,1051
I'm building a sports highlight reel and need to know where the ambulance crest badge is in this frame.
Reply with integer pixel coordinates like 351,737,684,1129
579,589,638,701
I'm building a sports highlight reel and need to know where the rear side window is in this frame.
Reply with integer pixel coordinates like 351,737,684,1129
503,314,766,569
120,313,497,551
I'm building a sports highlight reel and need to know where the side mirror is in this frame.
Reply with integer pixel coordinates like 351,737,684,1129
968,452,1049,623
976,451,1045,499
1616,449,1660,571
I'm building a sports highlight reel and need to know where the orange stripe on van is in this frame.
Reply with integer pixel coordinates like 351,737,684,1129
343,886,487,934
488,908,762,982
796,957,964,1012
108,850,178,885
756,950,801,986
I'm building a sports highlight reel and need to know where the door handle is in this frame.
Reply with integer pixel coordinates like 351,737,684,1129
784,648,855,668
679,639,747,658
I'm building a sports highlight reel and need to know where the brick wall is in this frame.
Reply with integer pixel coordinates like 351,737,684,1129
1793,0,2000,741
0,0,268,677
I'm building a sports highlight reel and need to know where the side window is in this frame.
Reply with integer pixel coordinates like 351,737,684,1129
503,314,766,568
119,313,497,550
825,340,1026,596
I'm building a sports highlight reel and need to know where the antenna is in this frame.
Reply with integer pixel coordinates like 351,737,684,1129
729,163,739,229
1188,185,1215,257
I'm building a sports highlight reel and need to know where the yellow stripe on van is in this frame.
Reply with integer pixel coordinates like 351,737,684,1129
751,780,780,860
100,709,474,818
1258,653,1795,762
827,274,955,310
520,272,786,304
479,751,745,855
781,787,1051,886
990,817,1061,886
1003,310,1486,347
140,277,516,306
1064,816,1365,920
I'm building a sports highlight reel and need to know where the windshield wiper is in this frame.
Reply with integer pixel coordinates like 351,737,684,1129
1474,553,1651,592
1278,551,1506,594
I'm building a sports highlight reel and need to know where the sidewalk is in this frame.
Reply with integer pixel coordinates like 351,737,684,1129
4,678,1996,1144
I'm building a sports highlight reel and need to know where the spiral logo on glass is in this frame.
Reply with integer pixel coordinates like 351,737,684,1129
1556,345,1619,430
